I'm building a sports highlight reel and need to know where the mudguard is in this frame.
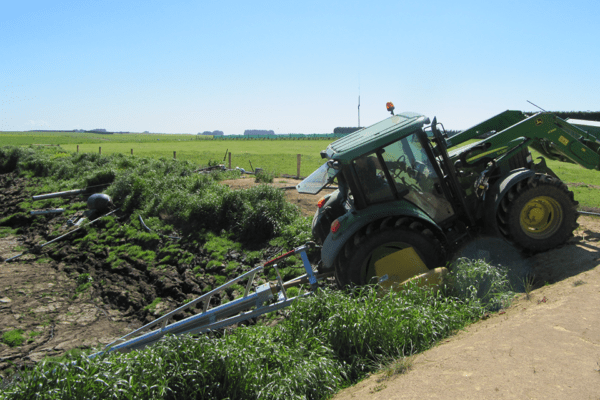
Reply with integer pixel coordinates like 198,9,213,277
320,200,443,270
483,168,535,235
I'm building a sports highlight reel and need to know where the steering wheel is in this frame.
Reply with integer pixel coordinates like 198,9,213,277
389,155,408,180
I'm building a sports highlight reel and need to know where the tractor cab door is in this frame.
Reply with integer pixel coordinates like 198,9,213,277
351,132,455,224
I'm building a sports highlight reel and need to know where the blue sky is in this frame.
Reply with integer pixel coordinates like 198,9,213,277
2,0,599,134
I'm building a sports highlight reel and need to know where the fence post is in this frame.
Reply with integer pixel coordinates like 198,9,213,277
297,154,301,178
228,152,231,169
77,145,79,153
173,151,176,160
99,147,101,155
131,149,133,155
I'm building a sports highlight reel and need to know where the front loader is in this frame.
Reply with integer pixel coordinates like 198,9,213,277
297,107,600,288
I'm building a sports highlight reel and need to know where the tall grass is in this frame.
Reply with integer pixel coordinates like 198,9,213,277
0,145,307,246
2,273,500,400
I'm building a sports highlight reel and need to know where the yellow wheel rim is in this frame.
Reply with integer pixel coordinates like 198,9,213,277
519,196,563,239
364,242,428,284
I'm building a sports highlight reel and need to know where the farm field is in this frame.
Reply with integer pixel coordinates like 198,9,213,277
0,131,333,177
59,140,332,177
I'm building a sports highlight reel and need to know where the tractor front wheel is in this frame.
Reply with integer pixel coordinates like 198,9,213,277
497,174,578,252
334,218,443,287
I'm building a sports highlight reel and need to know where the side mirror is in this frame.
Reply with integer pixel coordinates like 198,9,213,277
327,160,342,170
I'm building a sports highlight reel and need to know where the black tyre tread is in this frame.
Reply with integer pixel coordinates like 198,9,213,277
509,148,530,171
334,216,444,288
496,173,579,253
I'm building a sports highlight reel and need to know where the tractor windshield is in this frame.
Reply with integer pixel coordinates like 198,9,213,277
296,161,341,194
353,132,454,222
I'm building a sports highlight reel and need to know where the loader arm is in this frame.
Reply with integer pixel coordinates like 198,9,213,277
450,112,600,171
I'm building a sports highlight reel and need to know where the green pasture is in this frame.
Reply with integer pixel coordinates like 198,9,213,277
0,131,333,177
59,140,332,177
0,131,207,146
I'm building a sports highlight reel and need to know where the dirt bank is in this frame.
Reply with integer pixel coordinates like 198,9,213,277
0,174,325,375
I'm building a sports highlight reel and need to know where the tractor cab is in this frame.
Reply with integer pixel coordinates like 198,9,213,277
297,112,457,247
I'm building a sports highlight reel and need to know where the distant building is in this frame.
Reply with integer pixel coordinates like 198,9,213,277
244,129,275,136
198,130,224,136
90,128,107,133
333,127,362,134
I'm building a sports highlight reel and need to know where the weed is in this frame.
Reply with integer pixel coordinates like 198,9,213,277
75,282,93,294
0,226,19,238
245,250,264,265
378,356,414,381
523,274,536,300
371,383,387,393
206,260,222,270
448,258,514,311
2,330,25,347
286,286,300,298
224,261,240,274
76,273,92,285
573,280,586,287
143,297,162,312
214,275,227,287
27,331,41,343
255,170,275,183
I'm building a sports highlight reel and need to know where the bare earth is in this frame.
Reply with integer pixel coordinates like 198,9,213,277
2,174,600,399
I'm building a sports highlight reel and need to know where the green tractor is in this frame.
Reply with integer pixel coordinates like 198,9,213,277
297,106,600,287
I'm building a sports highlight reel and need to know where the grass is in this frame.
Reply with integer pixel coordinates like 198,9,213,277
523,275,536,300
379,356,414,379
255,169,275,183
447,259,514,311
2,329,25,348
0,226,19,238
0,132,334,176
143,297,162,312
1,259,513,399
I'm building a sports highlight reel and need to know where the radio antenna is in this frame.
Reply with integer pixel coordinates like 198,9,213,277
527,100,547,113
358,74,361,128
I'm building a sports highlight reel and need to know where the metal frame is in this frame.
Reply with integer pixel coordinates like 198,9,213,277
92,244,325,357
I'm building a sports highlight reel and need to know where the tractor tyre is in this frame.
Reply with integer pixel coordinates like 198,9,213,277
496,174,578,253
334,218,443,287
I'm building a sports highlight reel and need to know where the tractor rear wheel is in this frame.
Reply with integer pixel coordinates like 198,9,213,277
334,218,443,287
497,174,578,252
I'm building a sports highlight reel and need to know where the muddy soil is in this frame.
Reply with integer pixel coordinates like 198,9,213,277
0,173,327,375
